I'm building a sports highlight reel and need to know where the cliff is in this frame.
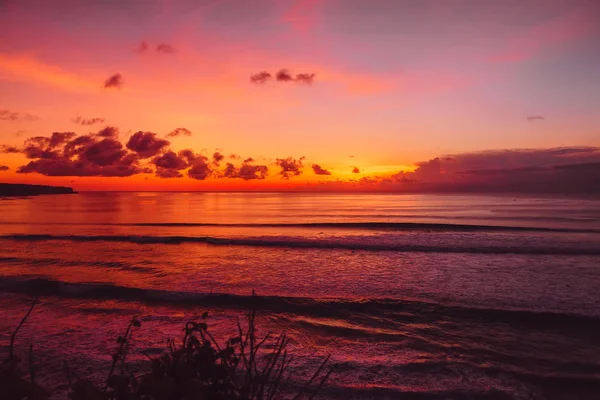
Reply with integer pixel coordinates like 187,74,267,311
0,183,76,196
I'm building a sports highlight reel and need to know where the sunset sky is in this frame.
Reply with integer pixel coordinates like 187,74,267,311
1,0,599,192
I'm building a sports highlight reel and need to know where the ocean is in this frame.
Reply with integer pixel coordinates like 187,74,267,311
1,192,600,399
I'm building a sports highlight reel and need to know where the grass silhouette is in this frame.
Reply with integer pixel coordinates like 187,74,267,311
2,298,334,400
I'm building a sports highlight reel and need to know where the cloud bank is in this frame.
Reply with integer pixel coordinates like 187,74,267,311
3,129,599,193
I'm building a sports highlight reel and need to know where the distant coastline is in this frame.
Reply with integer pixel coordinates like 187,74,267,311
0,183,76,197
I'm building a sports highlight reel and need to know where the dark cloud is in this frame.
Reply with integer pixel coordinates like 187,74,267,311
527,115,544,122
0,109,39,122
7,127,151,177
137,41,149,53
49,132,77,148
15,130,25,138
312,164,331,175
16,132,144,178
222,159,268,180
156,43,176,54
63,135,95,157
352,167,360,174
96,126,119,138
80,138,128,166
276,156,305,179
229,153,241,160
250,71,272,84
153,151,188,170
252,70,316,85
126,131,170,158
188,156,212,180
295,73,316,84
276,69,294,82
72,116,105,126
104,73,123,89
21,132,76,160
238,163,268,180
212,151,224,166
0,165,9,171
389,147,600,194
167,127,192,138
156,168,183,179
178,149,197,164
17,156,143,177
1,145,21,154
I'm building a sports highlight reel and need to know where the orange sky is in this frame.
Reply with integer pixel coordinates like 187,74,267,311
1,0,599,192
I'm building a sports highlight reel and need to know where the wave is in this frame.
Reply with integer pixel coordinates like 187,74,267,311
1,221,599,232
1,277,599,330
0,256,154,273
1,233,599,255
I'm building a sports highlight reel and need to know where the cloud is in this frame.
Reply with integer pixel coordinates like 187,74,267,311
151,149,189,179
178,149,197,164
276,156,305,179
0,165,9,171
312,164,331,175
212,151,224,166
153,151,188,170
126,131,170,158
0,109,39,122
156,44,176,54
238,163,268,180
1,145,21,153
156,168,183,178
104,73,123,89
14,128,145,177
72,116,105,125
276,69,294,82
527,115,545,122
229,153,241,160
251,70,317,85
388,147,600,194
188,156,212,180
96,126,119,138
250,71,272,84
352,167,360,174
295,73,316,84
222,158,268,180
20,132,77,160
79,138,128,166
167,127,192,138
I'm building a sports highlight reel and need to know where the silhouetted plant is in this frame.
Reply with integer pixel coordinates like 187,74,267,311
1,298,47,400
3,298,334,400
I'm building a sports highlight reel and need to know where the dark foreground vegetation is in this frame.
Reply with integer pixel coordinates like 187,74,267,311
0,183,76,197
1,298,333,400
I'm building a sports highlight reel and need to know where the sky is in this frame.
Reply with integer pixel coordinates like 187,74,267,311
1,0,599,192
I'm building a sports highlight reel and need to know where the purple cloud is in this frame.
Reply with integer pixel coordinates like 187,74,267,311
276,156,305,179
167,127,192,138
126,131,170,158
72,116,105,126
312,164,331,175
104,73,123,89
